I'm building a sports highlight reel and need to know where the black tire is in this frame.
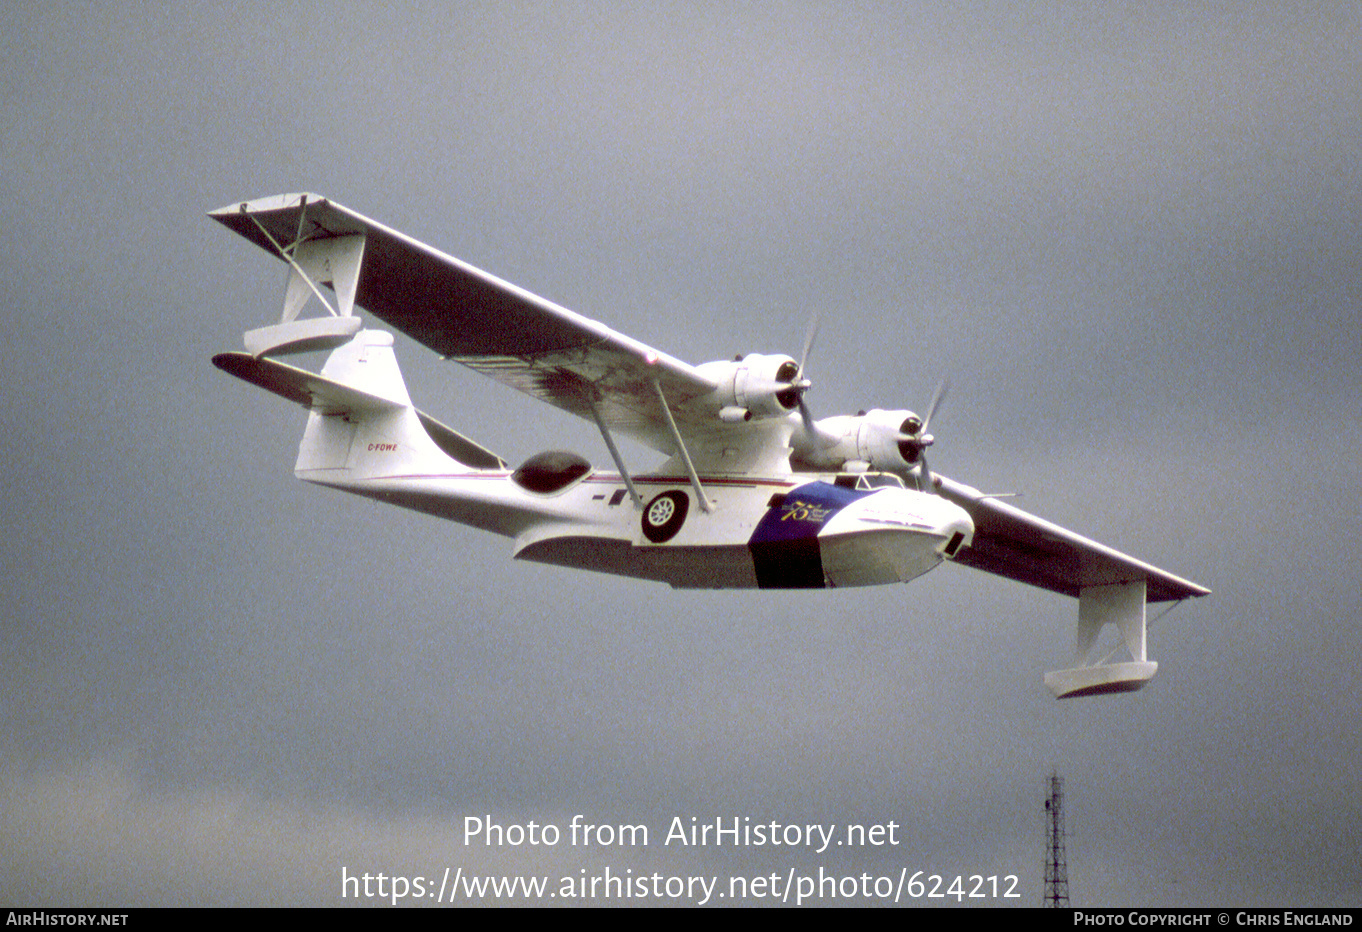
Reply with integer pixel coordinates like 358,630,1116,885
641,490,689,543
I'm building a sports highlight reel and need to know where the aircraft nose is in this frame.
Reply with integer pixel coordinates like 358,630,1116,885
930,496,975,555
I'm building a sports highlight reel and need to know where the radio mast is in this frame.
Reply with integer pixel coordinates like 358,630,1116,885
1043,771,1071,906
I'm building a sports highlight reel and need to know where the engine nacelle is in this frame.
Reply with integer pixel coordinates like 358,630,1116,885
696,353,804,421
791,408,927,474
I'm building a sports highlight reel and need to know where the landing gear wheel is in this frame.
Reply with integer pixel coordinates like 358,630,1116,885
642,491,689,543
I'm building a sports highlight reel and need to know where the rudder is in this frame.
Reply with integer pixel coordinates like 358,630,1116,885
297,330,453,479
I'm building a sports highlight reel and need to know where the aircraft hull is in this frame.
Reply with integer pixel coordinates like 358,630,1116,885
307,470,974,590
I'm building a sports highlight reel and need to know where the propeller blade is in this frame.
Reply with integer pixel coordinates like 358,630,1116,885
910,380,948,492
791,311,824,439
917,452,935,494
797,396,819,439
922,379,949,435
798,311,821,375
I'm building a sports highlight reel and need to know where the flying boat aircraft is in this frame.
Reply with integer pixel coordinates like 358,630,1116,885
211,193,1208,698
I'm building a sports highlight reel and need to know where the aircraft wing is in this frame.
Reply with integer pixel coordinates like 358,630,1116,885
210,194,778,469
934,474,1209,603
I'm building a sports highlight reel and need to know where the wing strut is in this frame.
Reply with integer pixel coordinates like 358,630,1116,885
587,400,643,510
651,379,714,513
238,196,365,357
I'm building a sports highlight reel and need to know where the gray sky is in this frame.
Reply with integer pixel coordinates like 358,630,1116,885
2,1,1359,907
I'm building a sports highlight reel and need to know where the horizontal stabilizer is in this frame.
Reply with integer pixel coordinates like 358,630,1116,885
214,351,400,414
213,352,506,469
244,316,363,357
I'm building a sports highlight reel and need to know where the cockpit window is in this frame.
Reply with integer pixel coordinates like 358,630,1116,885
833,472,906,491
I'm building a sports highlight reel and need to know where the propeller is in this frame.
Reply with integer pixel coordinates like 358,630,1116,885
793,312,821,436
777,311,947,485
905,379,948,493
749,313,821,433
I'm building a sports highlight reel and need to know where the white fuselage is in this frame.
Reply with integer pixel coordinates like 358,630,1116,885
304,466,975,590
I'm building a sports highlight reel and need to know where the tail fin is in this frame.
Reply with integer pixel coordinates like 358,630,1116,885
293,330,433,479
213,329,506,480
